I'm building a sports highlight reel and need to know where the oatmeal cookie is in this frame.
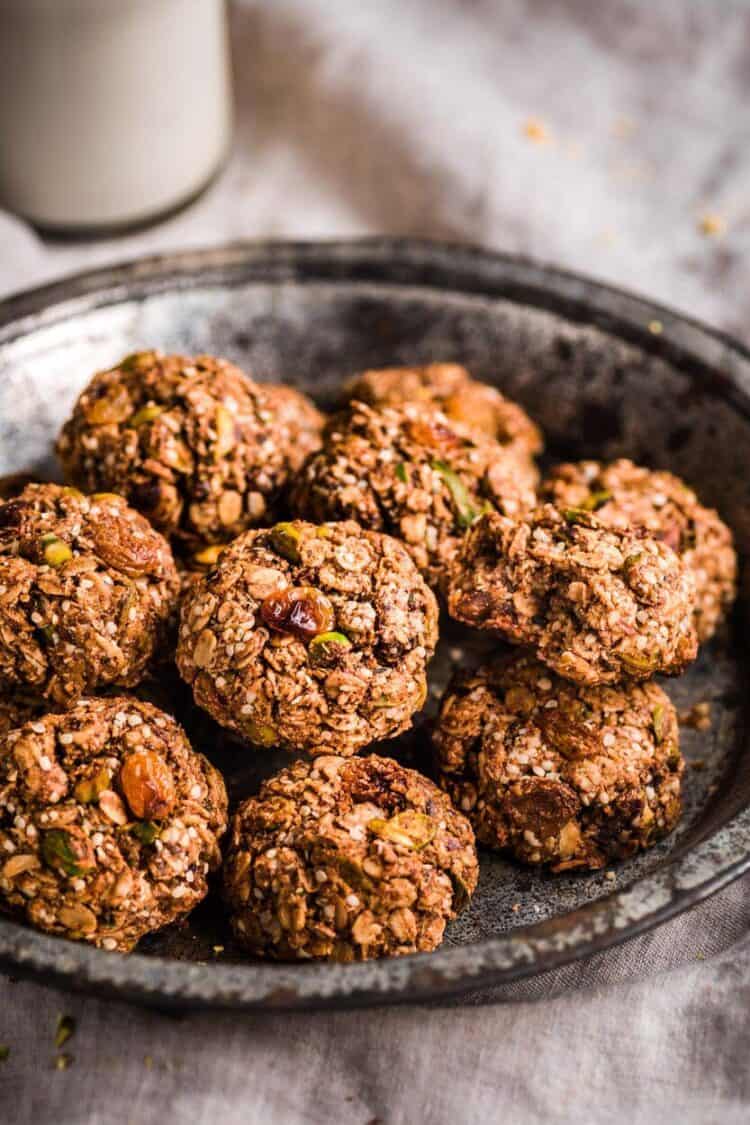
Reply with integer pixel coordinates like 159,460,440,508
432,652,682,870
223,753,478,961
541,459,737,642
290,401,537,591
177,519,439,756
448,505,697,685
0,484,179,708
56,351,308,550
0,696,227,951
343,363,542,456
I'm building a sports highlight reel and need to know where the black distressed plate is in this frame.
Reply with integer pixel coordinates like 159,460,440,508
0,239,748,1010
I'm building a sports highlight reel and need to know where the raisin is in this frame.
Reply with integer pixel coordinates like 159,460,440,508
260,586,335,641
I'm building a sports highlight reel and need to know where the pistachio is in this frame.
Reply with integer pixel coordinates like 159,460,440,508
243,719,278,748
41,534,72,567
131,820,161,845
91,492,123,503
84,386,132,425
580,489,613,512
118,350,157,372
562,507,595,527
308,631,352,666
119,751,175,820
129,403,165,427
430,460,485,529
368,810,436,850
74,766,112,804
41,828,95,877
395,461,409,484
269,521,303,563
619,651,659,676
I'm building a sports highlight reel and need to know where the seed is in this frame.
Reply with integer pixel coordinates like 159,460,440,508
243,719,277,748
308,631,352,666
214,404,236,456
367,811,436,850
74,767,112,805
269,522,303,563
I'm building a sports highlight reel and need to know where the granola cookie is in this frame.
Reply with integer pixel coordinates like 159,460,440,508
448,505,697,685
223,753,478,961
0,696,228,951
290,401,537,591
56,351,309,550
262,383,325,473
176,520,439,756
541,459,737,642
0,484,179,708
432,652,683,870
343,363,542,456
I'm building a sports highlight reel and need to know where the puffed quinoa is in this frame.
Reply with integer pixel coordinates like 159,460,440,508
223,754,478,961
433,651,683,870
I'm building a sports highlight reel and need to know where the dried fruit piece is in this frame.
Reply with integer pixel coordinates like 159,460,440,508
308,631,352,666
367,810,437,850
41,829,95,877
260,586,335,641
119,751,176,820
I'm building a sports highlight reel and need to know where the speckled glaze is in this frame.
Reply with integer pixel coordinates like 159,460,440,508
0,239,748,1010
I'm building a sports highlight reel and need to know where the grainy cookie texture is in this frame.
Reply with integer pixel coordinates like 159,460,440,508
541,459,737,642
448,505,698,685
343,363,542,456
223,754,478,961
261,383,325,473
56,351,319,552
432,653,683,870
0,696,227,951
0,483,179,708
290,400,537,591
177,520,439,756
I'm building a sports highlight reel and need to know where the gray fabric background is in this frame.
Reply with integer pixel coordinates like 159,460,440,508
1,2,750,1121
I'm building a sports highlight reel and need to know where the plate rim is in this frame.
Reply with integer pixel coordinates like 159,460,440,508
0,236,749,1010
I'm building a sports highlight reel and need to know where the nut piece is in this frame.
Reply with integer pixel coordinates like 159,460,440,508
0,696,228,952
433,651,683,870
0,483,179,708
56,352,321,550
541,459,737,643
290,401,537,591
223,754,478,961
448,505,698,686
342,363,542,456
177,520,439,756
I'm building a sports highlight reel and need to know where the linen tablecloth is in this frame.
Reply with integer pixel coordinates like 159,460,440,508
2,2,750,1121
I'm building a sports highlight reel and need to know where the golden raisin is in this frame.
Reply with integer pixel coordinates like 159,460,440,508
119,751,175,820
